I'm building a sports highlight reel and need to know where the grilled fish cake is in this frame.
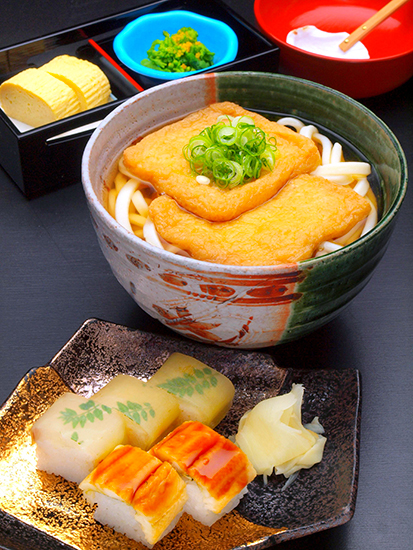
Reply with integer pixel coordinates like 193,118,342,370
80,445,187,547
150,421,256,526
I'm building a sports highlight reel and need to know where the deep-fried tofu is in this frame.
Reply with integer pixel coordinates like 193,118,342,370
123,102,321,222
149,174,371,266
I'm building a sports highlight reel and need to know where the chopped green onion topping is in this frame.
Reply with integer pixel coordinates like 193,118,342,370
183,115,279,189
141,27,215,73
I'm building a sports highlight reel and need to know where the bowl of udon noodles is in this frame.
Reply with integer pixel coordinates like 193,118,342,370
82,71,407,348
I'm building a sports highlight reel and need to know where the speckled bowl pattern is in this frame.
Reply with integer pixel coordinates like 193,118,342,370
81,72,407,348
0,319,361,549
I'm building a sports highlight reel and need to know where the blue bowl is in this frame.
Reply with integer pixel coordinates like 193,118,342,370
113,10,239,81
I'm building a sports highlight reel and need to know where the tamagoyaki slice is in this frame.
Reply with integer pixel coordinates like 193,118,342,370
40,55,111,111
0,68,80,127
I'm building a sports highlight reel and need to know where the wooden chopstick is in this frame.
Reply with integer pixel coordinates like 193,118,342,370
339,0,411,52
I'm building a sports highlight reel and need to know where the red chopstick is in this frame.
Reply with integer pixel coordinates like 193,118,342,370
87,37,144,92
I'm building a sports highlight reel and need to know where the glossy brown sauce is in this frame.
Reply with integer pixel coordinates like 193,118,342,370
88,445,161,504
151,421,256,502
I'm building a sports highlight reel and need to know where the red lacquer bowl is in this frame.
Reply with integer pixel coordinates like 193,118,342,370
254,0,413,98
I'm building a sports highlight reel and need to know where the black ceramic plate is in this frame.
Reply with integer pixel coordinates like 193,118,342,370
0,319,360,550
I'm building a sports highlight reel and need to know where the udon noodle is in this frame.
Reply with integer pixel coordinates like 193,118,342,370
105,115,378,261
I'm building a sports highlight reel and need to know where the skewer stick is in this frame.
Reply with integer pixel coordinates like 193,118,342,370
339,0,411,52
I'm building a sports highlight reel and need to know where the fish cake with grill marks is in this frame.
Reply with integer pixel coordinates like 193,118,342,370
79,445,187,547
148,174,371,266
123,102,321,222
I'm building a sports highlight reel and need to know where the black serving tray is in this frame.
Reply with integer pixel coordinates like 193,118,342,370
0,0,279,198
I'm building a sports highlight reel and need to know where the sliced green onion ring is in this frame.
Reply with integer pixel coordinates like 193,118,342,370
204,145,226,165
231,115,255,128
260,146,276,171
217,126,237,146
213,159,243,188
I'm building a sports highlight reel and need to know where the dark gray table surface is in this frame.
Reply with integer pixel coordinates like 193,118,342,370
0,1,412,549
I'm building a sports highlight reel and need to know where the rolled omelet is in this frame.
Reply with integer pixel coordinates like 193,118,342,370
40,55,111,111
0,68,80,127
0,55,111,128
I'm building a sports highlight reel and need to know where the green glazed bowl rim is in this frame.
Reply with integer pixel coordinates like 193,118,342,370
83,71,408,274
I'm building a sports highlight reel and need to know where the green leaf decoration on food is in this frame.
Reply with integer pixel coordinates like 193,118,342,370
94,408,103,421
116,401,129,414
157,367,220,398
141,27,214,73
183,115,279,189
79,401,95,410
114,401,155,424
59,400,113,443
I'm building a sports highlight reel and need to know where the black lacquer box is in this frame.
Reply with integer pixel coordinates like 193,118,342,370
0,0,279,198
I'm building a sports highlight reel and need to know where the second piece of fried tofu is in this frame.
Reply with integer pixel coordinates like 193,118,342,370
123,102,321,222
149,174,371,266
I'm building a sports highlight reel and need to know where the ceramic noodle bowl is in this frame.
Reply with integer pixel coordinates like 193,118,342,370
81,72,407,348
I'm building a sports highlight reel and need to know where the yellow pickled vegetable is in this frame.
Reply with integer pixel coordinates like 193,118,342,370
31,392,127,483
148,352,235,428
93,374,180,449
235,384,326,479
